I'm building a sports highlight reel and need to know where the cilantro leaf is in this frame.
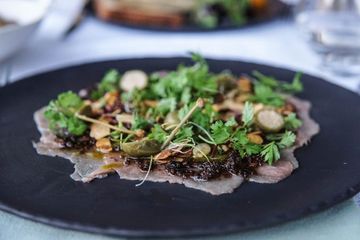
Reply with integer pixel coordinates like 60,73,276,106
91,69,120,99
281,72,303,93
58,91,83,111
231,130,262,157
148,124,168,143
242,101,254,127
253,71,279,88
210,120,233,144
174,126,193,142
156,97,177,117
44,91,87,136
132,114,150,130
251,84,285,107
261,142,280,165
284,113,302,130
278,131,296,149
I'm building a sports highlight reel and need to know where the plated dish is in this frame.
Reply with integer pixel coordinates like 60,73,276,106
34,54,319,195
94,0,288,30
1,58,359,238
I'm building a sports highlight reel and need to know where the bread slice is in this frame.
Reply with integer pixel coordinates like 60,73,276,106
94,0,196,28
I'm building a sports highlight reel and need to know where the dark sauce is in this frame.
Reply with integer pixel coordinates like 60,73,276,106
126,151,263,181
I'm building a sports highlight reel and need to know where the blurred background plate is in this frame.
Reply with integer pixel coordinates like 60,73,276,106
91,0,290,32
0,58,359,238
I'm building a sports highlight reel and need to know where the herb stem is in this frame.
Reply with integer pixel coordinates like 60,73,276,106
75,113,144,137
161,98,204,149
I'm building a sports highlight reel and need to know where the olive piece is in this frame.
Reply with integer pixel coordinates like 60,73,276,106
121,139,161,157
193,143,211,160
165,111,180,125
255,109,284,133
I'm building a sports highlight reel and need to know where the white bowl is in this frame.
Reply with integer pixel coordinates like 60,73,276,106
0,0,51,62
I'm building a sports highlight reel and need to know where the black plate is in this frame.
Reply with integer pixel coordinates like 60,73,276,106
93,1,289,32
0,58,359,238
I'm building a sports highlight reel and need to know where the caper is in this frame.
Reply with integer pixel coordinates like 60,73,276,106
193,143,211,160
255,109,284,133
121,139,161,157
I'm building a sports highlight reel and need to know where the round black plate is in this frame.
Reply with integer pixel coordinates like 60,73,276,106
0,58,359,238
93,1,289,32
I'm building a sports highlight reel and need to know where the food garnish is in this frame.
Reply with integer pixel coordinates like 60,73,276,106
34,53,319,195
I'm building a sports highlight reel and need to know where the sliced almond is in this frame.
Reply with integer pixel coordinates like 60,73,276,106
90,121,110,140
104,91,118,106
120,70,148,92
96,138,112,153
238,77,252,93
116,113,133,123
247,132,264,144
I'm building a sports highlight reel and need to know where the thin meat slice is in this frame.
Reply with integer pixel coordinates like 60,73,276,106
33,95,319,194
250,96,320,184
115,165,244,195
33,109,244,195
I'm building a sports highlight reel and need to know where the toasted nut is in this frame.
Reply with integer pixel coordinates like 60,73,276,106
250,0,268,10
235,93,251,103
96,138,112,153
144,100,158,108
278,103,295,115
238,77,252,92
120,70,148,92
104,91,118,106
221,145,229,152
116,114,133,123
213,100,244,113
253,103,265,113
90,121,110,140
247,132,264,144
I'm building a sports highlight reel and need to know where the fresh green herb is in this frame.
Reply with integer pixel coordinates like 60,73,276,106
281,72,303,93
44,91,87,136
210,118,236,144
174,126,193,143
284,113,302,130
232,130,262,157
278,131,296,149
132,114,150,130
242,101,254,127
148,124,168,143
251,84,285,107
91,69,120,99
261,142,280,165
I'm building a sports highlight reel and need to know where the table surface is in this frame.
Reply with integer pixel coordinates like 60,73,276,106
0,10,359,240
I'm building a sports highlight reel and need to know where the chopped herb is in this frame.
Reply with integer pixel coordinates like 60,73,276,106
284,113,302,130
242,101,254,127
261,142,280,165
148,124,168,143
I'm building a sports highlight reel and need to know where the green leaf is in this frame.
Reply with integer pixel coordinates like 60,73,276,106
281,72,303,93
278,131,296,149
284,113,302,130
57,91,83,110
210,121,232,144
242,101,254,127
132,114,150,130
231,130,262,157
148,124,168,143
67,116,88,136
174,126,193,142
156,97,177,116
261,142,280,165
253,71,279,88
251,84,285,107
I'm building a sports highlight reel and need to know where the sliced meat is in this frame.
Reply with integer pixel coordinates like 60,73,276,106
250,96,320,184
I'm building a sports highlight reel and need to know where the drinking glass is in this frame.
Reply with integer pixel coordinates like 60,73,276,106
295,0,360,76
